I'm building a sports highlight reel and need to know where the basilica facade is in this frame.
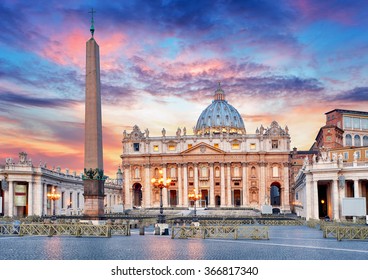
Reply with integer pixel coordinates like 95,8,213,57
121,84,291,213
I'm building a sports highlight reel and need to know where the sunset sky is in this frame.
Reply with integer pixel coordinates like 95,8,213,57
0,0,368,178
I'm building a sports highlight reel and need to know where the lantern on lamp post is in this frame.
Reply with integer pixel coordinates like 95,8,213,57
47,187,61,217
188,192,202,222
151,169,171,224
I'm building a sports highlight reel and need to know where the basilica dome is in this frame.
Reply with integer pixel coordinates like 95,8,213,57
194,83,246,135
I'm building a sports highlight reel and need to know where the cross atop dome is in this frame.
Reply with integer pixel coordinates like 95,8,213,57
214,81,225,101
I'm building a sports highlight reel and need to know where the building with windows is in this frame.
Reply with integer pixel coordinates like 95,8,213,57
294,148,368,220
315,109,368,149
121,84,292,213
0,152,123,217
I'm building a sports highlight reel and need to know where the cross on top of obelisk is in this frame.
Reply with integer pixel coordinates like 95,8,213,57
89,8,96,37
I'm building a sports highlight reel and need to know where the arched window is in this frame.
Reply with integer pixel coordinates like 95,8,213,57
201,167,208,177
234,166,240,177
134,167,140,179
251,166,256,178
215,167,220,177
363,136,368,146
189,167,194,178
272,165,279,177
170,167,176,178
354,135,361,146
345,134,352,146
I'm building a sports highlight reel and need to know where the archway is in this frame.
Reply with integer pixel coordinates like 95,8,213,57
132,183,142,208
270,182,281,206
215,195,221,207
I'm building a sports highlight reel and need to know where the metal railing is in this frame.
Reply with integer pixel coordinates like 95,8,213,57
323,225,368,241
171,225,269,240
0,223,130,238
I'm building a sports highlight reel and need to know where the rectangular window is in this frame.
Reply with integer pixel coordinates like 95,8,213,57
343,152,349,160
168,144,176,151
153,145,159,152
69,192,73,208
77,193,80,208
214,143,219,149
353,117,360,129
133,143,140,152
232,143,240,150
362,118,368,130
61,191,65,208
326,136,332,141
250,143,256,150
344,116,352,129
365,150,368,158
356,151,361,159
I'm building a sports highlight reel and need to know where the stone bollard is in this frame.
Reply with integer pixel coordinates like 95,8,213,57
154,226,160,235
139,226,145,235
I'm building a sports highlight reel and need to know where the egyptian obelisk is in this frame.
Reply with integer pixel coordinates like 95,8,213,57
83,9,105,217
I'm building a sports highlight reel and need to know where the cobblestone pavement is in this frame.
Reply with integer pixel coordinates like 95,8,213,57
1,226,368,260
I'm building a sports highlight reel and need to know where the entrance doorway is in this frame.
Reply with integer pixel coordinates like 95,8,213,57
201,189,208,207
169,190,177,207
270,182,281,206
215,195,221,207
132,183,142,208
318,185,328,218
234,190,241,207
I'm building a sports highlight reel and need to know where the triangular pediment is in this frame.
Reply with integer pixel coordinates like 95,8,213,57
181,142,225,155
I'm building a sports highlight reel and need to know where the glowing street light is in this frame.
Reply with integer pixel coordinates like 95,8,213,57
188,192,202,222
151,169,171,224
47,187,61,217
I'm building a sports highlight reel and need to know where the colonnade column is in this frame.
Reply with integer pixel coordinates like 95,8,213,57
183,164,188,207
209,163,215,207
8,181,14,217
194,163,199,207
28,181,33,216
178,164,182,207
260,162,266,206
242,162,247,207
226,163,231,206
332,179,339,221
354,179,360,198
123,164,132,209
313,180,319,219
162,164,168,207
305,175,313,220
283,162,290,212
144,164,151,208
220,163,225,207
43,183,47,216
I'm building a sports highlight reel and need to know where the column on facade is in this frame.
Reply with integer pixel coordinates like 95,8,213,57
305,176,313,220
332,179,339,221
209,163,215,207
354,179,360,198
43,183,47,216
226,163,231,206
144,164,151,208
178,164,182,207
260,162,266,206
283,162,290,212
124,165,132,209
220,163,225,207
313,180,319,219
242,162,247,207
8,181,14,217
183,164,188,207
162,164,168,207
194,163,199,207
27,181,33,216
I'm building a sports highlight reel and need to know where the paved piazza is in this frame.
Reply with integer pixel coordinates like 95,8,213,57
0,226,368,260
